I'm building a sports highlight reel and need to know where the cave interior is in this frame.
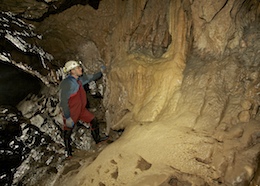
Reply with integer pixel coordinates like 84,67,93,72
0,0,260,185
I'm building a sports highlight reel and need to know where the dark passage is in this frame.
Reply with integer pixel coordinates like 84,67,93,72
0,61,42,106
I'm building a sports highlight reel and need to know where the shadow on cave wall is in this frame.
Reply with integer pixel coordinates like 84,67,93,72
31,0,101,22
0,61,42,106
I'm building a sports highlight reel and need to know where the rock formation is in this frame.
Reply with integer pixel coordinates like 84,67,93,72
0,0,260,185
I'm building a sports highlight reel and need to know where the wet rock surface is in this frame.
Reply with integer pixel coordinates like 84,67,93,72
0,93,119,186
0,106,24,185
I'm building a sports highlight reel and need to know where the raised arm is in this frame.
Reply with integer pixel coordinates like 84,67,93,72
80,71,102,85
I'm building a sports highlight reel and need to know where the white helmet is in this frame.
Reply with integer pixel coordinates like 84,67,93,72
63,60,82,73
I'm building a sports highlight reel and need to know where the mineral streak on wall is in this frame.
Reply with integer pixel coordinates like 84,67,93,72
105,0,192,128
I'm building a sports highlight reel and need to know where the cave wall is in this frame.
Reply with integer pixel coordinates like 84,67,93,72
1,0,259,128
32,0,260,131
32,0,192,128
33,0,259,185
13,0,259,128
191,0,260,56
104,0,192,127
1,0,260,185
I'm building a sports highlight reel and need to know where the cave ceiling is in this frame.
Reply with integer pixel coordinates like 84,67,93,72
0,0,102,76
0,0,100,20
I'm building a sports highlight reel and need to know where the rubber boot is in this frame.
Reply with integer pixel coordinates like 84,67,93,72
91,118,100,144
91,118,109,144
63,130,73,157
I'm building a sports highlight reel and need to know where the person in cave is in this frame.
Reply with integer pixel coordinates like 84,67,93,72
59,60,108,158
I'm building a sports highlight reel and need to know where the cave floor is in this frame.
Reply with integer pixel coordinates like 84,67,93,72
52,129,117,186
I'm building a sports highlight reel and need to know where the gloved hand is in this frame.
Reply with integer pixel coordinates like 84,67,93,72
66,117,74,128
101,65,106,71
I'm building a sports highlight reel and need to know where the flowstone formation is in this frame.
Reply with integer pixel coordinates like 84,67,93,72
0,0,260,185
52,0,260,185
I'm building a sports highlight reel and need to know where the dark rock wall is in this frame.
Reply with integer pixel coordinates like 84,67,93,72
0,62,42,106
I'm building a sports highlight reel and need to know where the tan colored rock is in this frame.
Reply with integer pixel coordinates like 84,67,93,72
238,110,251,122
241,100,252,110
